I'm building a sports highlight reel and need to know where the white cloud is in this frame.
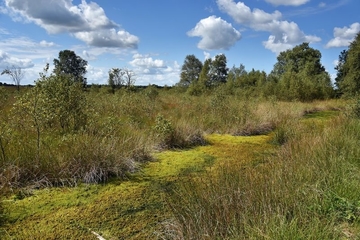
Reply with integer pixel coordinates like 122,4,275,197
217,1,282,25
86,65,107,84
130,54,167,69
3,0,139,48
326,22,360,48
333,59,339,67
216,0,321,54
127,54,180,86
263,35,293,54
319,2,326,8
39,40,55,47
0,37,59,60
204,51,211,60
265,0,310,6
0,50,34,68
135,61,181,86
74,29,139,48
188,16,241,50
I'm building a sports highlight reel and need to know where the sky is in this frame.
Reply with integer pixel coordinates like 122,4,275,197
0,0,359,86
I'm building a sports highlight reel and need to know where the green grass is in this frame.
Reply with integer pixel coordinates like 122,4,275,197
1,132,277,239
1,87,357,239
165,107,360,239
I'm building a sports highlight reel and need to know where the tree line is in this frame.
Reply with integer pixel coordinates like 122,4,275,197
1,49,136,91
178,32,360,101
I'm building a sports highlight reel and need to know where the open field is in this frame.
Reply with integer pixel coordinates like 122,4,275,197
1,86,360,239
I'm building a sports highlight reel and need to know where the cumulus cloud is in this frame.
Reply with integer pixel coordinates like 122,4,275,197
135,61,181,86
216,0,320,54
74,29,139,48
3,0,139,49
326,22,360,48
85,65,108,84
130,54,167,69
265,0,310,6
0,50,34,68
188,16,241,50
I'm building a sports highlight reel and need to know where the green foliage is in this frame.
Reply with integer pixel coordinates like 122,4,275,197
338,32,360,97
153,115,175,149
2,86,358,238
186,81,206,96
143,84,159,101
17,74,88,133
179,54,203,87
334,49,348,91
198,58,211,89
272,43,333,101
325,194,360,223
179,54,228,90
208,54,228,86
53,50,88,86
347,97,360,118
273,42,325,77
166,108,360,239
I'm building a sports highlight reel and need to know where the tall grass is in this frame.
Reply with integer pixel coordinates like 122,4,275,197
0,87,346,190
164,105,360,239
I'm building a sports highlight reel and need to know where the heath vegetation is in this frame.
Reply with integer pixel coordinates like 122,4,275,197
1,34,360,238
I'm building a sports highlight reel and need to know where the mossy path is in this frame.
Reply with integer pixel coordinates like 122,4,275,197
3,110,339,239
2,132,276,239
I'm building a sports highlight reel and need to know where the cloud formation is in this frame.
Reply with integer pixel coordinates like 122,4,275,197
188,16,241,50
216,0,320,54
0,50,34,68
130,54,167,69
3,0,139,49
326,22,360,48
265,0,310,6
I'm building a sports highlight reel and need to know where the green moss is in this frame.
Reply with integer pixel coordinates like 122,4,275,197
2,133,276,239
3,106,344,238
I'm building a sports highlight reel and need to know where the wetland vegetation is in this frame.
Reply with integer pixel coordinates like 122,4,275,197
1,35,360,239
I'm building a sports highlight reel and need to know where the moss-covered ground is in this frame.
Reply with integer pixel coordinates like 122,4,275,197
1,131,275,239
2,110,341,239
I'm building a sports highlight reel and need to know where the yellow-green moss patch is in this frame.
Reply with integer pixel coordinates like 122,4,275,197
2,133,276,239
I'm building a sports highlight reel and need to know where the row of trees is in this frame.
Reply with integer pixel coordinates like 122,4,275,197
1,50,136,91
179,32,360,101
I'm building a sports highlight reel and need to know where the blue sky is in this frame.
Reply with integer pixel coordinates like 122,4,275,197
0,0,359,86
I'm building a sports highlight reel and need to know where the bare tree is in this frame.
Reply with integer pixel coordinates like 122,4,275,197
108,68,136,91
1,66,25,91
121,68,136,89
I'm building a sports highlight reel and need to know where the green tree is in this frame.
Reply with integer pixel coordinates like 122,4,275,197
209,54,228,87
198,58,211,88
272,42,333,101
17,71,88,133
227,64,247,87
334,49,348,91
53,50,88,86
272,42,325,77
108,68,124,93
179,55,203,87
338,32,360,96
